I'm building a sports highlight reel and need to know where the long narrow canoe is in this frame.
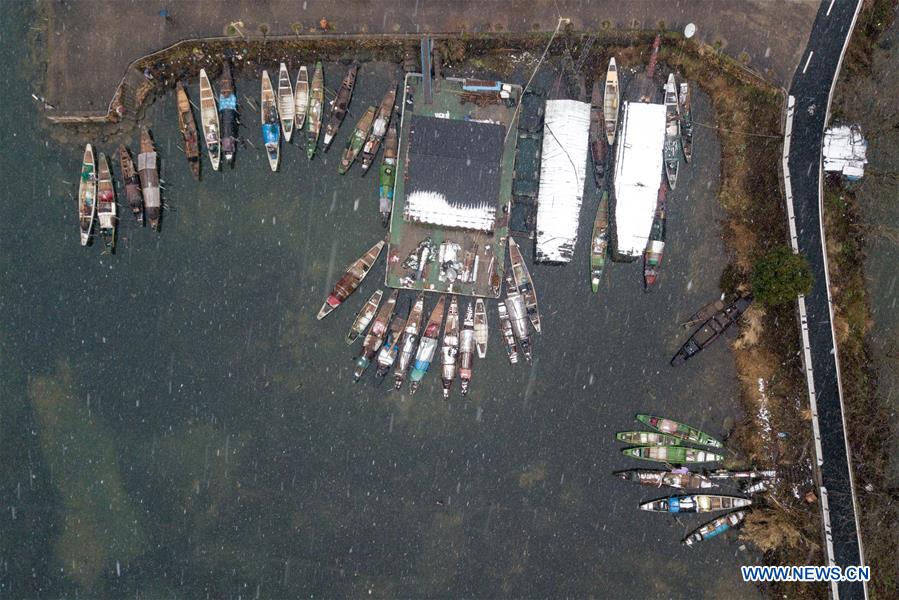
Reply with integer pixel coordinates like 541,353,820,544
409,294,446,394
361,83,397,172
683,511,747,546
589,78,606,188
354,289,398,382
590,191,609,293
393,294,425,390
474,298,488,358
306,62,324,159
198,68,221,171
440,296,460,400
218,61,239,165
294,65,309,131
317,240,385,320
346,290,383,344
338,105,375,175
117,145,143,223
138,127,161,230
77,144,96,246
459,301,475,395
508,237,540,333
640,495,751,514
615,431,681,446
377,121,398,226
663,73,680,190
603,58,619,145
614,469,718,490
176,81,201,179
679,82,693,163
260,70,280,172
323,62,359,151
96,152,116,253
497,300,519,365
636,414,723,448
277,63,295,143
622,446,723,464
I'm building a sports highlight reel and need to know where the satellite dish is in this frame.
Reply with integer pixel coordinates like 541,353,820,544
684,23,697,39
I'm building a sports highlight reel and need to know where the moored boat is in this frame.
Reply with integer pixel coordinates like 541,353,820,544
198,68,221,170
622,446,723,464
393,294,425,389
375,298,410,379
589,78,606,187
508,237,541,334
459,301,476,395
409,294,446,394
277,62,295,143
683,511,747,546
616,431,682,446
614,469,717,490
378,121,398,226
640,495,751,514
590,191,609,293
338,105,376,175
505,276,532,362
317,240,385,319
361,83,397,172
497,300,519,365
354,289,397,381
137,127,161,230
663,73,680,190
440,296,460,400
603,58,619,145
77,144,96,246
306,62,324,159
118,145,143,223
679,82,693,163
96,152,116,252
218,61,239,165
683,298,727,329
260,70,281,171
346,289,383,344
671,295,753,366
323,62,359,151
294,65,309,131
474,298,488,359
176,81,201,179
643,182,667,291
636,414,723,447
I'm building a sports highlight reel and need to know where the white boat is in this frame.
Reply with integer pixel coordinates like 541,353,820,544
260,70,280,172
663,73,681,190
294,66,309,131
474,298,488,358
198,68,221,171
603,58,620,145
77,143,96,246
277,63,295,142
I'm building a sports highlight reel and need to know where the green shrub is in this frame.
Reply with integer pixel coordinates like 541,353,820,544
751,245,813,306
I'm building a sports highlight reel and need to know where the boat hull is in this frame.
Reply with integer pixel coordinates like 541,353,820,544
199,69,221,171
622,445,723,464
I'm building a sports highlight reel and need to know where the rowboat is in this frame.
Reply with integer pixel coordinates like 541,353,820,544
409,294,446,394
614,469,717,490
218,61,239,166
277,63,295,143
96,152,116,252
622,446,723,464
636,414,723,448
294,66,309,131
375,298,410,379
497,300,519,365
616,431,682,446
137,127,161,230
323,62,359,151
504,275,532,362
682,298,726,329
640,495,751,514
683,511,747,546
354,289,397,382
361,83,397,172
459,301,476,395
117,145,143,223
77,144,96,246
590,191,609,293
440,296,460,400
378,121,398,226
473,298,488,358
317,240,385,320
679,82,693,163
305,62,324,159
175,81,201,179
338,105,375,175
672,296,753,366
260,70,280,171
393,294,425,389
603,57,619,145
508,237,540,333
346,289,383,344
589,78,606,187
643,183,667,291
198,69,221,171
663,73,680,190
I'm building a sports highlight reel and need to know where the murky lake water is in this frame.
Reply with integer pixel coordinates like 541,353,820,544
2,4,761,597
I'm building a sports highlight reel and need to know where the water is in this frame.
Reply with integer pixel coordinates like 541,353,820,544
1,4,759,597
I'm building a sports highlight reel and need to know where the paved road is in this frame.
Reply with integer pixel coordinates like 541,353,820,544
786,1,866,598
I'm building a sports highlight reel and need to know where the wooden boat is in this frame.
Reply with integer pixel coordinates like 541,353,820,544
616,431,681,446
508,237,540,333
176,81,201,180
663,73,680,190
317,240,385,319
643,182,667,291
305,61,324,159
505,275,532,362
474,298,488,359
671,296,753,366
459,301,476,396
354,289,397,382
622,446,723,464
636,414,723,448
323,62,359,151
294,65,309,131
440,296,460,400
218,61,239,165
77,144,96,246
260,69,281,171
338,105,375,175
378,121,398,226
590,191,609,293
683,511,747,546
679,82,693,163
682,298,726,329
277,62,295,143
640,495,751,514
375,298,410,379
614,469,717,490
497,300,519,365
137,127,161,230
409,294,446,394
346,289,382,344
393,294,425,389
589,78,606,187
198,68,221,171
117,145,143,223
96,152,116,252
361,83,397,172
603,57,619,145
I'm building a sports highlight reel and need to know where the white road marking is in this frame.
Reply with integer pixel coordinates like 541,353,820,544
803,51,814,73
827,0,836,16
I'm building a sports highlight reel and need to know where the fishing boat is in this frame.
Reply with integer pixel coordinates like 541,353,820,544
616,431,682,446
277,63,295,143
375,299,410,379
679,82,693,163
640,495,751,514
175,80,201,179
671,295,753,366
505,276,532,362
306,62,324,159
409,294,446,394
589,78,606,187
218,61,239,166
323,62,359,151
663,73,680,190
590,191,609,293
354,289,397,382
198,68,221,170
317,240,385,320
459,301,475,395
622,446,723,464
507,237,541,333
603,57,619,145
378,121,398,226
683,298,727,329
361,83,397,172
440,296,460,400
614,469,717,490
346,289,383,344
96,152,116,252
683,511,747,546
294,65,309,131
636,414,723,448
497,301,519,365
260,70,281,171
643,182,667,291
338,106,375,175
137,127,161,230
474,298,488,359
117,145,143,223
393,294,425,389
77,144,96,246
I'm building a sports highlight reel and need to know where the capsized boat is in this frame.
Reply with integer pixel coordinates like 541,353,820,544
663,73,680,190
497,300,519,365
603,57,619,145
474,298,488,359
323,62,359,151
137,127,161,230
77,144,96,246
589,78,606,187
505,276,532,362
393,294,425,389
338,105,375,175
643,182,667,291
260,70,281,171
636,414,723,448
508,237,540,333
294,65,309,131
218,61,240,165
176,80,201,179
361,83,397,172
590,191,609,293
277,62,295,143
679,82,693,163
616,431,681,446
198,68,221,170
354,289,397,381
640,495,751,514
440,296,460,400
118,145,143,223
614,469,717,490
409,294,446,394
96,152,116,252
671,295,753,366
622,446,723,464
378,121,398,226
375,298,410,379
317,240,385,320
683,511,747,546
459,301,476,395
346,289,383,344
306,61,324,159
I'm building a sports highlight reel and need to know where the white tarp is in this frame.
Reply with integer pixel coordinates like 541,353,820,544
613,101,666,257
535,99,591,263
403,190,496,232
823,125,867,180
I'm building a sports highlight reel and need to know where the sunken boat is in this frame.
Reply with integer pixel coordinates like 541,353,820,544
361,83,397,172
409,294,446,394
636,414,723,447
323,62,359,151
77,143,96,246
176,81,201,179
671,295,753,366
317,240,385,320
338,105,375,175
138,127,161,230
589,78,606,187
198,68,221,170
590,191,609,293
616,431,682,446
346,290,382,344
96,152,116,252
603,58,619,145
118,145,143,223
614,469,717,490
508,237,541,333
218,61,239,166
497,300,519,365
622,446,723,464
440,296,460,400
643,182,667,291
505,276,532,362
353,289,397,381
305,62,324,159
375,299,410,379
679,82,693,163
683,511,747,546
378,121,398,226
393,294,425,389
640,495,751,514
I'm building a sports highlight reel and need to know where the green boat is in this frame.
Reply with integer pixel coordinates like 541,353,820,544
338,106,375,175
305,61,324,159
616,431,681,446
622,445,723,464
590,191,609,293
636,414,723,448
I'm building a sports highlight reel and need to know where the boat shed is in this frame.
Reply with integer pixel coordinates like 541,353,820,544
535,99,590,263
612,100,667,259
823,124,868,180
